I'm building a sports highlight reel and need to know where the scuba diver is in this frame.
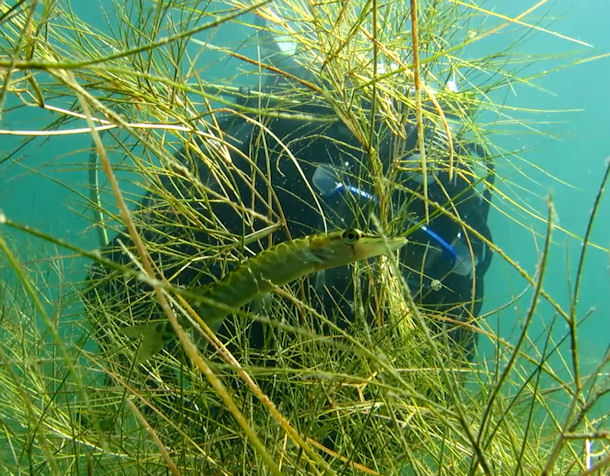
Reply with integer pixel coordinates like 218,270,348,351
84,93,493,365
84,29,494,365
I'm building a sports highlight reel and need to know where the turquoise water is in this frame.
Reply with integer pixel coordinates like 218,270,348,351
1,1,608,380
475,0,610,377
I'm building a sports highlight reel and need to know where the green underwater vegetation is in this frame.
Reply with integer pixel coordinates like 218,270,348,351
0,0,609,474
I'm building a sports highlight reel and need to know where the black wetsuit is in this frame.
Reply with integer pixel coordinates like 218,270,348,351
84,86,493,361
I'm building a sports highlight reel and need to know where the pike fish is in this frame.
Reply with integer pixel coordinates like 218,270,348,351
122,228,407,363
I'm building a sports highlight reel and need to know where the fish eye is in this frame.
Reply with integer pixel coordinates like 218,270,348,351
342,228,361,245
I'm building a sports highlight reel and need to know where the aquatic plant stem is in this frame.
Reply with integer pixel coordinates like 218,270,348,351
368,214,492,475
569,159,610,393
357,27,455,182
127,400,180,476
0,223,106,470
0,0,37,120
72,85,284,475
542,158,610,475
88,144,109,248
69,69,336,473
76,89,187,474
0,1,272,73
446,0,591,48
409,0,429,224
475,199,553,463
174,296,335,474
0,237,59,474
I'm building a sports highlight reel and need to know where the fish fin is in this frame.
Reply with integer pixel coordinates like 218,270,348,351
121,322,174,364
250,292,273,314
309,246,334,263
314,270,326,291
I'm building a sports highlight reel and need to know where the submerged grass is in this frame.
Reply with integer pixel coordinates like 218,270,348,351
1,0,609,474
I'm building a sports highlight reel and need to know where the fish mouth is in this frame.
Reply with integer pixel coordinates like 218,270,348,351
385,236,408,251
356,236,408,260
370,235,408,252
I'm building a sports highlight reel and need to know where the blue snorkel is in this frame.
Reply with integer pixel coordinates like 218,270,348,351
419,225,458,264
312,163,468,271
312,164,378,202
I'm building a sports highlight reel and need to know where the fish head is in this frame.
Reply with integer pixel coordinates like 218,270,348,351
310,228,407,270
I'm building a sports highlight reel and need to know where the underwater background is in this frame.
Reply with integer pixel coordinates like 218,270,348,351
2,0,607,373
0,1,608,472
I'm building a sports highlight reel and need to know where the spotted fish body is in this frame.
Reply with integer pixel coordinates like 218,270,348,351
123,229,407,363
